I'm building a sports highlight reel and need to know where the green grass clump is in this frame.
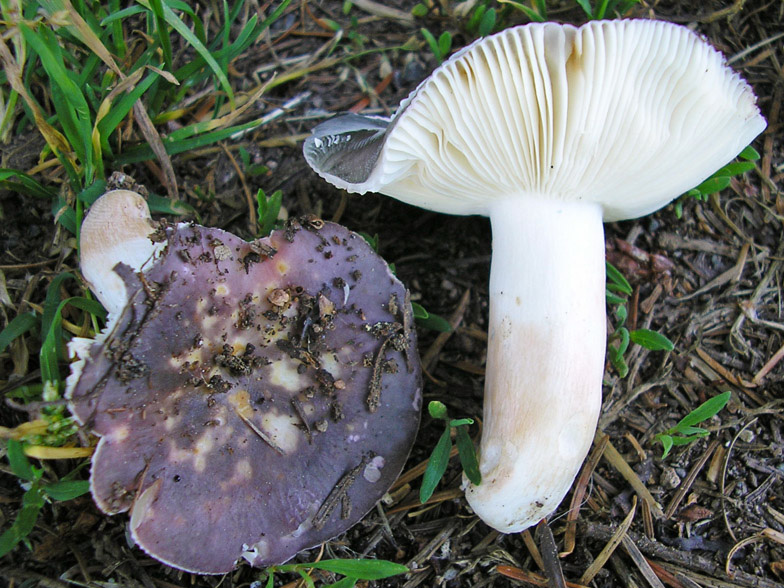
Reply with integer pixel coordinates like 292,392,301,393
420,401,481,503
674,146,761,218
656,391,731,458
264,558,408,588
0,0,292,556
605,262,674,379
0,0,292,424
0,440,90,557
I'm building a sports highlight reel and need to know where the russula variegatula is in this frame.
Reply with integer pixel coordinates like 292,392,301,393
304,20,766,532
66,190,421,573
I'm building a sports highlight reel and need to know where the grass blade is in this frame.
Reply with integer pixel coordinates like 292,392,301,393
420,425,452,503
135,0,234,105
630,329,674,351
0,312,38,355
42,480,90,501
455,425,481,485
301,559,408,580
675,391,731,430
148,0,174,71
6,440,35,482
19,23,94,181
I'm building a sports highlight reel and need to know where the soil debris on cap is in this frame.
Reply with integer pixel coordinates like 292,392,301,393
67,199,422,575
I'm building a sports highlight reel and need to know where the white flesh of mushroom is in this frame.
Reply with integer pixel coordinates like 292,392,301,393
304,20,767,532
79,189,163,317
66,190,165,394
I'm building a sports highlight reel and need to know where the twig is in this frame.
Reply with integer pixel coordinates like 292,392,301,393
421,288,471,371
664,439,719,519
406,517,460,568
656,559,779,588
0,259,58,270
313,456,369,529
536,520,566,588
367,330,400,412
675,243,749,301
581,522,784,588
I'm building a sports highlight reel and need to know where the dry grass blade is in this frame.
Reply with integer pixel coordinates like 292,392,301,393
619,536,666,588
49,0,179,198
563,432,608,554
752,339,784,384
720,418,758,543
597,431,664,519
580,496,637,585
132,102,178,200
23,445,93,458
388,488,462,515
496,565,589,588
0,36,74,163
727,528,784,576
522,528,545,571
351,0,414,23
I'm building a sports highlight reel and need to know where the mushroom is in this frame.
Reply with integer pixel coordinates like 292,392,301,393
78,189,164,317
303,20,766,532
66,190,421,573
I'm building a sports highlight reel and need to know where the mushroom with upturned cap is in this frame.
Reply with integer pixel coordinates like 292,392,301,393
304,20,766,533
66,190,422,574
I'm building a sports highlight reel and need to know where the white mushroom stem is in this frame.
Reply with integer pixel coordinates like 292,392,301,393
463,196,606,532
304,20,767,534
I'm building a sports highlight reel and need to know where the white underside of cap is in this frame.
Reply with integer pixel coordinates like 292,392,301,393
348,20,766,219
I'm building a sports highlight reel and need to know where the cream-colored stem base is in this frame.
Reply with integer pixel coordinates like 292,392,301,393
464,196,606,532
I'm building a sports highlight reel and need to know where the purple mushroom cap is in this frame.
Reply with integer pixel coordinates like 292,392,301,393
67,215,421,574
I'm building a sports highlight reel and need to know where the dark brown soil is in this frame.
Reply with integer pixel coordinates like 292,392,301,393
1,1,783,587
